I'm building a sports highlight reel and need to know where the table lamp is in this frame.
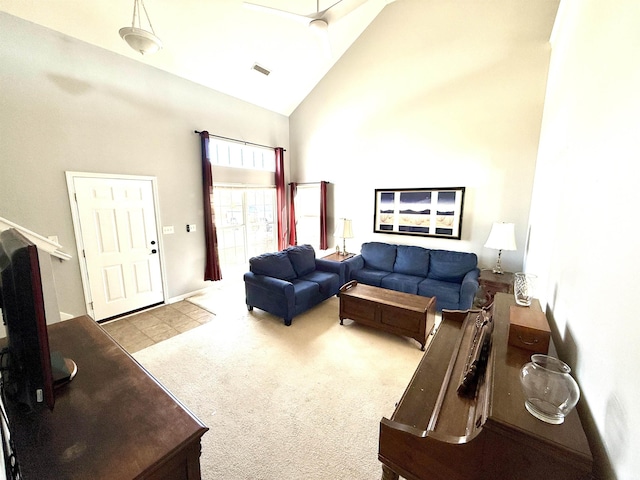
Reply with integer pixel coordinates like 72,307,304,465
484,222,516,274
334,218,354,255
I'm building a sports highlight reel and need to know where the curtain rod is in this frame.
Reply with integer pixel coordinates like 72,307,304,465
288,181,330,186
194,130,285,151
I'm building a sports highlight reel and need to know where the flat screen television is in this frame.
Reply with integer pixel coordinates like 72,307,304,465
0,228,75,412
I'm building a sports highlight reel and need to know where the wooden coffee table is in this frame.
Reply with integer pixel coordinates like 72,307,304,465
339,281,436,350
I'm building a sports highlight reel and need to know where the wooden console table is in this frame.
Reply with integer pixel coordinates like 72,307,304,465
378,293,592,480
4,316,208,480
339,281,436,350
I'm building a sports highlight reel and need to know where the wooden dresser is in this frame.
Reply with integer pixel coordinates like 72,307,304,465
4,316,208,480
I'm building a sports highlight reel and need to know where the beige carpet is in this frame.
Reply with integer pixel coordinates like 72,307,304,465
134,289,427,480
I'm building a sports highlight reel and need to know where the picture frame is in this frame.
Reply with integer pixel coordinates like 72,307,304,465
373,187,466,239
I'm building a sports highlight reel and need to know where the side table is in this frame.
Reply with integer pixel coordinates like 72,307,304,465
322,252,355,262
474,269,514,307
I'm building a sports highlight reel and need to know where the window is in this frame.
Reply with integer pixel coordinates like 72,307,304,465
209,138,277,276
213,187,276,271
293,184,321,250
209,139,275,171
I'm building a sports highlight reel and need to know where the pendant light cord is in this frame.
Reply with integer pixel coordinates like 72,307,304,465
131,0,157,35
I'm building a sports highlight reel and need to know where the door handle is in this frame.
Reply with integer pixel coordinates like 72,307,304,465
151,249,157,254
151,240,156,245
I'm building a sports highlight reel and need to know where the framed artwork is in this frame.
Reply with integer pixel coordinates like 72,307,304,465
373,187,466,239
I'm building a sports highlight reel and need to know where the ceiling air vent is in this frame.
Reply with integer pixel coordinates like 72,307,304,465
251,63,271,76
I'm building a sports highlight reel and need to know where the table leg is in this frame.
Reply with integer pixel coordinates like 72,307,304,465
381,465,399,480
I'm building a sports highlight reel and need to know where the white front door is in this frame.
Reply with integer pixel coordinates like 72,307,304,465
70,175,164,320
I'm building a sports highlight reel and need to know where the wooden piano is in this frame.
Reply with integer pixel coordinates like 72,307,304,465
378,292,593,480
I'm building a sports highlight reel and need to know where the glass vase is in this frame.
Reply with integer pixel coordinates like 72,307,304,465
514,272,536,306
519,354,580,424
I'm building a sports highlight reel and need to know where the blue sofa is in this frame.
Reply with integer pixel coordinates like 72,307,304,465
244,244,345,326
344,242,479,311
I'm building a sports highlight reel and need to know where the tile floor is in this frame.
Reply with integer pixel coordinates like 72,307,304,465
101,301,215,353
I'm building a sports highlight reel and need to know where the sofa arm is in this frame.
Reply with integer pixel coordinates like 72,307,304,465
244,271,297,325
343,255,364,282
315,258,347,285
244,272,295,307
459,268,481,310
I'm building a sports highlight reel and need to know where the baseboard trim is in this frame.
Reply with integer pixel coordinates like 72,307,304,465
167,286,215,304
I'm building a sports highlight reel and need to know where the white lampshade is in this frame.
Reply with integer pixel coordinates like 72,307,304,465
334,219,354,239
485,222,516,274
484,222,516,251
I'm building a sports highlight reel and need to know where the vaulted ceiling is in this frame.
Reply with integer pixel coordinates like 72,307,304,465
1,0,395,116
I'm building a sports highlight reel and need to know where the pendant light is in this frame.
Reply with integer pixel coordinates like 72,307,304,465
119,0,162,55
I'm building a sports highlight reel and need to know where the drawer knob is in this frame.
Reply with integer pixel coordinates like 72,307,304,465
518,334,539,345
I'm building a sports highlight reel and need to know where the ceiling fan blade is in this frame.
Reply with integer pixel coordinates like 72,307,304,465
322,0,370,24
243,2,312,25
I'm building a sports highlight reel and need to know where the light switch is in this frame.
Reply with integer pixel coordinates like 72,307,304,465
187,224,197,233
162,226,174,234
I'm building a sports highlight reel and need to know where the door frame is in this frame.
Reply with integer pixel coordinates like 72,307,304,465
65,171,169,320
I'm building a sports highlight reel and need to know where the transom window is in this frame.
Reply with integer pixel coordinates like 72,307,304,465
209,139,275,171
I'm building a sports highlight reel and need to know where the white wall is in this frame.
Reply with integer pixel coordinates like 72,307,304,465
290,0,559,272
529,1,640,478
0,13,289,317
291,0,636,476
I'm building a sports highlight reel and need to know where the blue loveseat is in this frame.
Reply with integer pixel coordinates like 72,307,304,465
244,244,345,326
344,242,479,311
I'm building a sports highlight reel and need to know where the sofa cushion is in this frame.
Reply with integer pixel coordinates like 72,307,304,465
394,245,430,277
361,242,397,272
291,279,320,307
287,244,317,277
381,273,422,295
418,278,460,310
300,270,340,296
250,251,297,281
428,250,477,283
351,268,390,287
